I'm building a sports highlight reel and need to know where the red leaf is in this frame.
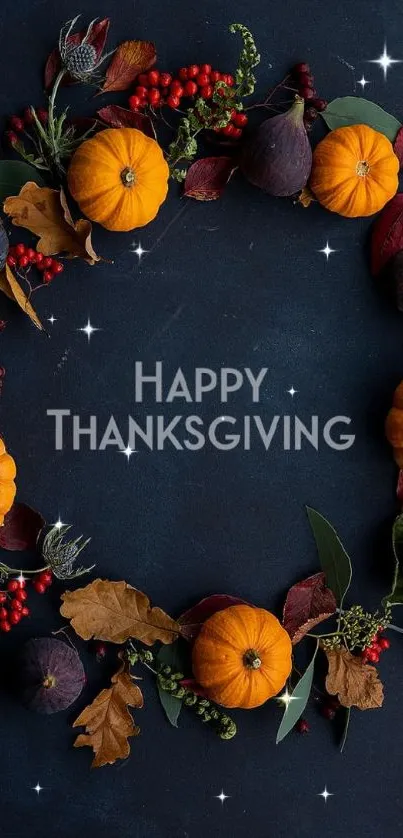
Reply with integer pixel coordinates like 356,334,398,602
101,40,156,94
184,157,237,201
282,572,336,645
179,678,209,698
44,18,110,88
97,106,155,138
394,128,403,169
397,470,403,504
178,593,249,642
0,503,45,551
371,194,403,276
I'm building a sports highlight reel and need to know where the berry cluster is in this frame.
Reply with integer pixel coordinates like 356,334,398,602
7,243,64,285
5,107,49,148
291,62,327,129
362,631,390,664
0,570,53,633
129,65,235,112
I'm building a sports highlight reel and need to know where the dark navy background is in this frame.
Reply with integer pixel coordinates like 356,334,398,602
1,1,403,836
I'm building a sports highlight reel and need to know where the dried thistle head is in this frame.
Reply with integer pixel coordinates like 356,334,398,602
40,525,94,580
58,16,111,83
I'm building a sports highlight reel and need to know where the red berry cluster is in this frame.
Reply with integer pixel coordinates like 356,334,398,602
0,571,53,633
129,64,234,108
320,696,340,720
291,63,327,129
5,107,48,148
362,631,390,664
296,718,310,734
7,243,64,285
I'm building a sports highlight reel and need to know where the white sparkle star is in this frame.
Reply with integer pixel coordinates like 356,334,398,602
215,790,230,804
54,518,65,530
318,786,333,803
32,783,43,795
47,315,57,325
131,242,148,262
17,572,26,586
287,387,297,397
358,75,369,90
277,687,299,710
119,445,135,462
319,241,337,260
369,43,401,80
78,319,100,342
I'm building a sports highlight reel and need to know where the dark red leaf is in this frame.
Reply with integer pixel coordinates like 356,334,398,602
70,117,103,137
101,41,156,94
178,593,248,642
44,48,61,90
184,157,237,201
371,194,403,276
282,572,336,645
394,127,403,169
0,503,45,552
44,18,110,88
397,470,403,504
87,18,110,59
97,106,155,138
179,678,209,698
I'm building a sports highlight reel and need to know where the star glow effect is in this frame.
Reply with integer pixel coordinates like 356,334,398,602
215,790,230,804
319,242,337,260
287,387,297,397
54,518,66,530
358,75,369,90
17,572,26,586
318,786,333,803
277,687,299,710
369,44,401,80
131,242,148,262
47,315,57,325
78,319,100,342
120,445,135,462
32,783,43,795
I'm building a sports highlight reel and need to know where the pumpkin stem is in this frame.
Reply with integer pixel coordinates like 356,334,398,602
121,167,136,187
43,673,57,689
356,160,370,177
243,649,262,670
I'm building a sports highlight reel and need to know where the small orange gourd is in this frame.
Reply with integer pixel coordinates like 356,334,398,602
67,127,169,232
310,124,399,218
0,438,16,526
192,604,292,709
385,380,403,466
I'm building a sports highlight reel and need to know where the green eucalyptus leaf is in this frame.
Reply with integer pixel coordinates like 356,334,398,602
383,513,403,607
0,161,45,204
276,643,318,744
156,640,187,728
306,507,352,607
321,97,401,142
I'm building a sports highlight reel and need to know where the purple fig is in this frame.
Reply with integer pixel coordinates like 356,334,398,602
19,637,85,714
240,97,312,196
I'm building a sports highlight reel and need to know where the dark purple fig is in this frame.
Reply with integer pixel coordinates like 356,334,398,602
19,637,85,714
240,97,312,196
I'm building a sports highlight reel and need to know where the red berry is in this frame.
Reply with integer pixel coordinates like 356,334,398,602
293,62,310,75
231,127,242,139
6,131,18,147
51,260,64,275
23,107,35,125
166,95,180,109
26,248,36,263
0,607,8,620
147,70,160,86
137,73,149,86
9,610,21,625
135,85,148,99
200,63,212,75
311,98,328,112
378,637,390,650
200,84,213,99
367,649,380,663
18,255,28,269
299,73,314,87
15,243,26,257
296,718,310,734
196,73,210,87
221,124,236,136
178,67,188,81
223,74,234,86
216,87,227,98
0,593,6,603
21,606,30,617
233,112,248,127
210,70,220,83
159,72,172,87
7,580,19,592
300,87,315,100
184,80,198,96
9,116,24,133
37,107,48,124
186,65,199,79
43,270,53,284
0,620,11,632
33,581,46,594
15,588,27,602
34,251,44,265
95,641,107,659
170,80,184,97
11,598,22,611
17,578,26,589
148,88,161,106
38,570,52,586
6,255,16,268
128,95,141,111
321,704,336,720
43,256,53,269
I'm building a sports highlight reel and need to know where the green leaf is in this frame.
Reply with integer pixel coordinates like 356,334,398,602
340,707,351,753
0,161,45,204
156,640,186,728
383,514,403,607
306,507,352,607
321,97,401,142
276,643,318,744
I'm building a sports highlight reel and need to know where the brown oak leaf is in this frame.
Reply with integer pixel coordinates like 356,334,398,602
325,646,384,710
101,40,156,93
3,183,100,265
283,572,337,645
73,660,143,768
0,264,43,330
60,578,180,645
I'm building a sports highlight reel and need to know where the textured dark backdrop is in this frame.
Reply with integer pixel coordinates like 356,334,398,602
1,1,403,836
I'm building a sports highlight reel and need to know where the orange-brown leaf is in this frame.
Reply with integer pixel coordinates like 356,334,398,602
60,578,180,645
101,40,156,93
73,661,143,768
325,646,384,710
298,186,315,208
0,264,43,330
3,183,100,265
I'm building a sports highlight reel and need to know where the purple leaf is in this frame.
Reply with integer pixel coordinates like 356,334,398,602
97,106,155,138
179,593,248,642
283,572,337,645
184,157,237,201
0,503,45,551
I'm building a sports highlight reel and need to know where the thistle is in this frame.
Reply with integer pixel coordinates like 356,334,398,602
40,525,94,580
59,16,112,83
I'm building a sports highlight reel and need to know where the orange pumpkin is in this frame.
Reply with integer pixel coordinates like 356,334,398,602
310,124,399,218
67,127,169,232
385,380,403,466
0,438,16,526
192,604,292,709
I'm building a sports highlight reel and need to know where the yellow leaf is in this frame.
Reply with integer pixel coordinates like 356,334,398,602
60,578,181,645
73,660,143,768
0,264,43,330
3,182,100,265
325,646,384,710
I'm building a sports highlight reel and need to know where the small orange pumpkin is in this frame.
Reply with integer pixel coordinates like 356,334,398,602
385,380,403,466
0,438,16,526
67,127,169,232
192,604,292,709
310,124,399,218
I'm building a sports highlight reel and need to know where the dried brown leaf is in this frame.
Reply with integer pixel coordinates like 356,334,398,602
325,646,384,710
73,660,143,768
0,264,43,330
60,578,180,645
298,186,315,208
3,183,100,265
101,40,156,93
